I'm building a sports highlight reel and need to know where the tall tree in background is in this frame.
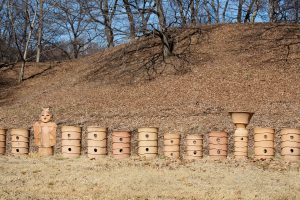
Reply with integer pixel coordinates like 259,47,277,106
36,0,43,62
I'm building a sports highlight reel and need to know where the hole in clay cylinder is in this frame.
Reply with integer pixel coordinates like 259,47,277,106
16,149,19,152
94,148,97,153
146,148,149,152
290,136,294,140
264,135,267,139
145,134,149,138
68,148,72,152
241,137,244,141
94,134,97,138
193,151,197,155
68,134,71,138
119,149,123,153
170,153,173,156
290,149,294,153
119,138,123,142
216,138,220,143
217,150,220,154
170,140,173,143
193,140,196,144
264,149,267,153
16,136,19,140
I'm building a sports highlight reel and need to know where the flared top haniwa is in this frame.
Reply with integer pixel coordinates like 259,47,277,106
229,112,254,125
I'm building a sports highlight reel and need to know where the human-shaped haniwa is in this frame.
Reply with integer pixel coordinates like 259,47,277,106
33,108,57,156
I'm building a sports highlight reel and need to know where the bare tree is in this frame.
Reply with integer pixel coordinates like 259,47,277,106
123,0,136,39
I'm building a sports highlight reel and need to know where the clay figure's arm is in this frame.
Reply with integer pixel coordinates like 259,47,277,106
33,122,41,146
50,123,57,147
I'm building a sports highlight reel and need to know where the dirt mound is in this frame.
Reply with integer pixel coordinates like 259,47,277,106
0,23,300,154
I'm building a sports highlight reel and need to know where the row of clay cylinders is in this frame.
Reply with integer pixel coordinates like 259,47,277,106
138,128,158,159
112,131,131,159
61,126,81,158
164,133,180,159
281,128,300,161
87,127,107,159
254,128,275,159
209,131,228,160
185,134,203,160
0,129,6,155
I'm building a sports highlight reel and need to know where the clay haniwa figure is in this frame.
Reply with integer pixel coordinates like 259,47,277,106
33,108,57,155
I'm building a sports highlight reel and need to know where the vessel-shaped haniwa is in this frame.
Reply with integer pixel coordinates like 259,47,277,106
254,127,275,160
112,130,131,159
280,128,300,162
61,126,81,158
164,133,180,159
209,131,228,160
11,129,29,155
185,134,203,160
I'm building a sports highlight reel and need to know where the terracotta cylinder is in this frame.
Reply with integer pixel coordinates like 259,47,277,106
11,129,29,155
164,133,180,159
38,147,53,156
61,126,81,158
138,127,158,159
209,131,228,160
87,126,107,159
112,131,131,159
185,134,203,160
0,129,6,155
281,128,300,161
254,127,275,159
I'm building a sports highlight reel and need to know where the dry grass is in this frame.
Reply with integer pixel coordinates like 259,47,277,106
0,155,299,200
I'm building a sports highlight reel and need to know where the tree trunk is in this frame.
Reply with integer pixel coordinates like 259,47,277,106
251,1,259,23
244,0,256,23
36,0,43,63
222,0,229,22
123,0,136,39
101,0,115,48
176,0,186,26
295,0,299,23
190,0,196,25
268,0,278,22
204,0,211,24
237,0,244,23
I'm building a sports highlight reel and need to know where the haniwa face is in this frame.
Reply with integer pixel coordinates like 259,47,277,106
40,111,52,123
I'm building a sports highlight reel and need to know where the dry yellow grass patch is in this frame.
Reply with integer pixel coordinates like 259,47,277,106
0,155,299,200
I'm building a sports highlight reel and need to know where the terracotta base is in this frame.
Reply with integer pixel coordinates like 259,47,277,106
185,155,202,160
0,148,5,154
138,153,157,159
38,147,53,156
210,155,227,160
164,151,180,159
62,146,81,154
138,146,158,154
113,154,130,159
234,148,248,156
62,153,80,158
87,147,107,154
11,147,28,155
255,155,274,160
88,154,106,159
282,155,300,162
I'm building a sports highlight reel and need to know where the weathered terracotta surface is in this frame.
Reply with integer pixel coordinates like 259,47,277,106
112,131,131,159
209,148,227,156
0,129,5,135
87,139,107,147
87,147,107,155
208,137,228,145
11,147,29,155
61,126,81,158
86,126,107,133
11,129,29,155
164,139,180,145
281,134,300,142
254,127,275,159
254,133,274,141
0,134,5,142
11,142,28,148
11,135,29,142
138,128,158,159
138,132,158,141
185,134,203,160
38,147,53,156
0,141,5,148
234,136,248,142
254,141,274,147
87,132,107,140
254,127,275,134
164,145,180,152
229,112,254,125
138,140,157,147
281,128,300,161
209,131,228,160
254,147,275,156
164,133,180,139
137,127,158,133
11,129,29,137
0,130,5,155
164,151,180,158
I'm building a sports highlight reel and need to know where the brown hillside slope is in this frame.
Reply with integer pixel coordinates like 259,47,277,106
0,23,300,154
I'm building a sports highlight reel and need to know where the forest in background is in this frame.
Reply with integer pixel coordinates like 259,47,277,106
0,0,299,82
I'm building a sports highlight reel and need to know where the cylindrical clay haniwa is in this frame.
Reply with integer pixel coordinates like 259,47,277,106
61,126,81,158
0,129,6,155
234,128,248,159
209,131,228,160
281,128,300,162
112,131,131,159
138,127,158,159
185,134,203,160
11,128,29,155
164,133,180,159
254,127,275,160
87,126,107,159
